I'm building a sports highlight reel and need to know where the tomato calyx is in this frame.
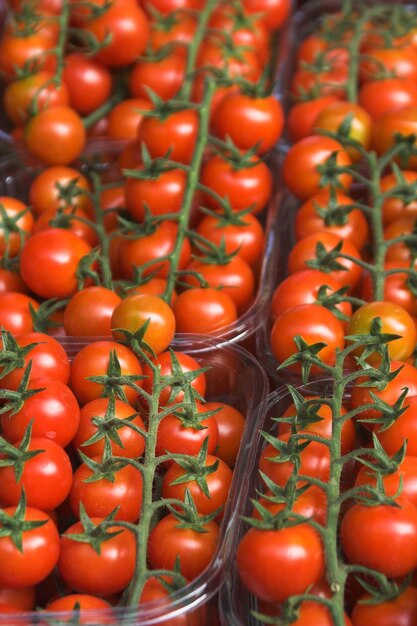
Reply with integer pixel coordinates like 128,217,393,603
306,239,350,274
159,352,209,405
166,488,221,532
0,331,39,378
314,284,353,322
84,396,145,452
77,445,134,484
66,504,124,554
166,438,219,499
0,492,47,549
0,362,44,415
191,236,239,266
87,349,145,402
0,422,44,483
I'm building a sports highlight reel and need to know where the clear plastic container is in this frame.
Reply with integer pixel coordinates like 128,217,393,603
0,336,269,626
0,147,283,354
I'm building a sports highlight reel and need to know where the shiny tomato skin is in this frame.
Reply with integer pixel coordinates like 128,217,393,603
29,166,91,216
20,229,92,299
347,301,416,364
0,293,39,335
0,587,35,611
138,109,198,164
33,206,97,247
124,167,186,221
24,106,86,166
111,294,176,356
361,261,417,317
376,396,417,457
46,594,112,612
236,524,324,603
287,95,343,142
313,102,372,162
0,269,28,296
141,350,206,405
213,93,284,155
204,401,245,468
64,286,121,337
72,397,146,459
62,52,112,115
242,0,291,30
358,77,417,121
0,507,60,588
129,52,186,102
149,14,197,54
380,170,417,225
147,514,219,581
283,136,352,200
0,197,34,258
0,377,80,447
143,0,203,15
0,32,56,78
69,341,143,406
385,217,417,263
341,499,417,579
172,288,238,334
360,45,417,84
156,404,219,460
271,303,345,373
355,455,417,507
107,98,152,140
351,587,417,626
372,107,417,169
58,519,137,596
271,269,351,321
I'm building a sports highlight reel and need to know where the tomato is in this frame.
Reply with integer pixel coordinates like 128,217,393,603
313,102,372,162
156,402,219,460
254,485,327,526
1,377,80,448
358,78,417,121
107,98,152,140
33,206,97,246
241,0,291,30
149,14,197,54
384,217,417,263
24,105,86,166
0,31,56,78
212,93,284,155
111,294,175,356
204,401,245,467
0,293,39,335
46,594,112,615
274,602,352,626
0,436,72,511
372,107,417,169
380,170,417,225
124,167,186,221
83,2,149,67
376,396,417,457
183,256,255,314
283,136,352,200
361,261,417,318
208,7,271,64
0,587,35,611
236,524,324,603
143,0,203,15
0,269,28,296
72,397,146,459
360,45,417,84
129,52,186,102
58,519,136,596
280,396,355,454
139,577,206,625
126,277,177,304
341,499,417,579
0,331,70,391
199,154,272,215
295,190,369,249
0,197,33,258
162,453,233,517
288,231,363,290
0,507,60,588
290,64,348,100
62,52,112,115
347,301,416,364
287,95,343,143
147,513,219,581
20,228,91,299
351,360,417,424
141,350,206,405
63,286,121,337
70,459,143,522
138,108,198,164
172,288,238,334
28,166,91,216
296,33,349,66
355,455,417,507
69,341,143,406
3,71,69,126
351,587,417,626
271,269,351,321
118,221,191,281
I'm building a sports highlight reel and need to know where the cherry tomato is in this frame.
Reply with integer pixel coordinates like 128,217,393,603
376,396,417,457
64,286,121,337
129,52,186,102
380,170,417,225
107,98,152,140
358,78,417,121
124,167,186,221
313,102,372,161
355,455,417,507
0,293,39,335
0,197,33,258
28,166,91,216
138,108,198,164
360,45,417,84
0,269,28,296
141,350,206,405
204,401,245,467
372,107,417,169
241,0,291,30
351,587,417,626
287,95,343,143
62,52,112,115
0,31,56,78
172,288,238,334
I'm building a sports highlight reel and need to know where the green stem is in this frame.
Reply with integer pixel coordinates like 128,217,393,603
88,175,113,290
51,0,71,86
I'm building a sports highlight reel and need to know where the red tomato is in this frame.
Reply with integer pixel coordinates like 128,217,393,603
0,197,33,258
72,397,146,459
24,106,86,166
172,288,238,334
46,594,112,615
69,341,143,406
287,95,343,142
107,98,152,140
0,31,56,78
296,33,349,66
0,293,39,335
372,107,417,169
156,402,219,459
204,401,245,467
376,396,417,457
380,170,417,225
111,294,175,356
0,587,35,611
83,2,149,67
199,154,272,215
124,167,186,221
236,524,324,603
126,277,177,305
347,301,416,364
358,78,417,121
20,229,91,299
283,136,352,200
129,53,186,102
355,455,417,506
28,166,91,216
70,459,143,522
63,286,121,337
162,454,233,517
0,507,60,588
62,52,112,115
288,231,363,290
195,42,261,95
138,108,198,164
147,513,219,581
253,485,327,526
313,102,372,162
141,350,206,405
360,45,417,84
351,587,417,626
0,436,72,511
341,499,417,579
290,64,348,100
385,217,417,263
271,269,351,321
32,206,97,246
0,377,80,448
143,0,203,15
212,93,284,155
361,261,417,317
58,519,136,595
241,0,291,30
3,71,69,126
0,269,28,296
149,14,197,54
